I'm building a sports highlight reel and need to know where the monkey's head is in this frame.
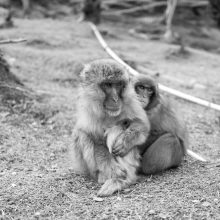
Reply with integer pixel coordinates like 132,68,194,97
80,59,131,117
134,74,159,111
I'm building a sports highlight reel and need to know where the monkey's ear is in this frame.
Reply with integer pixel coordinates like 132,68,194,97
78,63,89,83
74,62,84,77
129,74,135,82
145,85,160,111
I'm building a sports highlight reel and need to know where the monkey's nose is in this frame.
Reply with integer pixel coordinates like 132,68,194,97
112,95,119,102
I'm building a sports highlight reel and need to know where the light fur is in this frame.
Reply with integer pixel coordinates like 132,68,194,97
70,59,150,196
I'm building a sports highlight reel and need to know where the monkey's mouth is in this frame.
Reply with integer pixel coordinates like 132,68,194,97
106,108,121,117
139,99,149,108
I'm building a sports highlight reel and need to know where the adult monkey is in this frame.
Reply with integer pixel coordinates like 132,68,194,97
71,59,150,196
110,74,188,175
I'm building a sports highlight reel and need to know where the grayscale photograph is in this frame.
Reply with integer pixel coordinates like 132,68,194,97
0,0,220,219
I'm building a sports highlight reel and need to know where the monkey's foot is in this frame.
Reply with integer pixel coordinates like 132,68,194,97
97,179,126,197
97,172,110,184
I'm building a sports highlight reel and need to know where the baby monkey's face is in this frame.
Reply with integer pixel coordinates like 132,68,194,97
132,74,158,110
135,83,154,108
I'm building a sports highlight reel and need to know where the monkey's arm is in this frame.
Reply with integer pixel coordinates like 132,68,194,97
109,118,150,157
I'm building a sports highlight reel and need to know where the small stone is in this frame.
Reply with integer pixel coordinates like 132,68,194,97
51,164,57,169
6,57,16,66
116,197,122,201
146,178,152,182
205,130,213,135
0,112,10,118
194,83,206,90
123,188,132,194
11,183,16,187
0,209,5,216
186,79,196,89
158,213,169,219
192,200,200,204
148,209,156,215
101,214,109,219
0,172,5,177
34,212,40,216
148,195,154,198
34,212,41,218
93,196,104,202
214,198,218,203
202,202,211,207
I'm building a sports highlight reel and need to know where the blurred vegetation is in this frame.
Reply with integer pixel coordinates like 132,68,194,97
0,0,218,28
209,0,220,27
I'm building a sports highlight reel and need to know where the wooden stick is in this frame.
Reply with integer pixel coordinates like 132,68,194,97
0,38,27,45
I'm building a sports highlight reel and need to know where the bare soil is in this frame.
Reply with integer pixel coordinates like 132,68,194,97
0,15,220,219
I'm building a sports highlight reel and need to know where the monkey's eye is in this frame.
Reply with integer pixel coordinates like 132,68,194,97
138,85,145,90
136,85,154,97
103,82,112,88
115,81,125,89
146,87,153,93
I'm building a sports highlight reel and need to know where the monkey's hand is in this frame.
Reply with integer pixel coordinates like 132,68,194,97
98,179,123,197
111,119,149,157
111,131,135,157
97,162,128,197
105,125,123,154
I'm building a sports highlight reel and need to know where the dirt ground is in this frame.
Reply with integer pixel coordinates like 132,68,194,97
0,14,220,219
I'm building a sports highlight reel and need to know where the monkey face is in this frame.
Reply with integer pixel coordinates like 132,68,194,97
100,80,126,117
134,75,159,111
135,83,153,107
80,59,130,117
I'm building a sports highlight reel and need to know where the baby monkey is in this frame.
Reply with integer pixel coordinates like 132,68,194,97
108,74,187,175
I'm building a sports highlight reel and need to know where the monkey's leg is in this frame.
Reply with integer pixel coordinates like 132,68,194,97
97,151,139,197
71,130,99,179
97,179,127,197
69,144,88,175
94,144,113,184
97,174,138,197
97,167,138,197
141,133,184,175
